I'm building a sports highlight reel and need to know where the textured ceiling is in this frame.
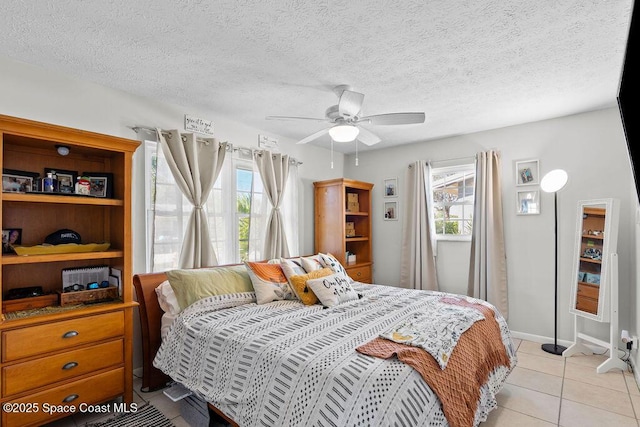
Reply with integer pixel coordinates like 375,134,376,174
0,0,633,153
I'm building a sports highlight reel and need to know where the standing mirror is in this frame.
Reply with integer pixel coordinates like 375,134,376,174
569,198,618,322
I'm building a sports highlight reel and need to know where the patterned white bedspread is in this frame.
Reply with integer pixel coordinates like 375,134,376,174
154,283,517,427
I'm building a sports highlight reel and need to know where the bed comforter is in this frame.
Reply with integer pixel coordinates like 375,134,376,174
154,283,517,427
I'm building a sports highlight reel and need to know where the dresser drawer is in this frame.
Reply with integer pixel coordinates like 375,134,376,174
3,339,123,396
347,265,372,283
2,367,124,427
2,311,124,362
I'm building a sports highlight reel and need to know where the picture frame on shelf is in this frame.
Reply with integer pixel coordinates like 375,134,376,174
82,172,114,198
2,169,39,193
44,168,77,194
384,201,398,220
2,228,22,254
384,177,398,198
515,159,539,186
516,190,540,215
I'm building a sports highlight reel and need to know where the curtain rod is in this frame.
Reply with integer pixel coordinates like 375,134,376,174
130,125,302,165
428,155,477,165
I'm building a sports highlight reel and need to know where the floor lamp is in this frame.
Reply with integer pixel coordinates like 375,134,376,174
541,169,569,355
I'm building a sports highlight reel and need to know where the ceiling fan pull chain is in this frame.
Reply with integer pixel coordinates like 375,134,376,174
330,139,334,169
355,140,359,166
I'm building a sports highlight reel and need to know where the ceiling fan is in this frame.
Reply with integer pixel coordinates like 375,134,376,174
266,85,425,146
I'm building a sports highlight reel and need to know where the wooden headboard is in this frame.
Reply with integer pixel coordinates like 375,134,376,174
132,272,172,392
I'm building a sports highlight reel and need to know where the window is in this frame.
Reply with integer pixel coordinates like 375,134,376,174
144,141,263,271
431,162,475,240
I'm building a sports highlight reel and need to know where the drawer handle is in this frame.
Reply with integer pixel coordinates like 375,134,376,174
62,330,79,339
62,361,79,370
357,272,362,277
62,394,79,403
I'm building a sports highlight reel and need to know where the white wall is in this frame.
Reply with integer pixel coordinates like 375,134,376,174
0,55,343,368
345,108,635,344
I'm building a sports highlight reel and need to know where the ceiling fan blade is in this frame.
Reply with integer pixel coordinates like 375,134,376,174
297,127,330,144
356,127,382,146
360,112,425,126
338,90,365,118
266,115,326,122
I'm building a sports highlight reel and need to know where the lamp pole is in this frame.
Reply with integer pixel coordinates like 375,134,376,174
540,169,569,356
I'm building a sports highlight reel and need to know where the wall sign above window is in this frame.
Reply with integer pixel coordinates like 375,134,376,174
184,115,214,136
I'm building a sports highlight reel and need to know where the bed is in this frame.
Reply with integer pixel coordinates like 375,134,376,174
133,260,516,427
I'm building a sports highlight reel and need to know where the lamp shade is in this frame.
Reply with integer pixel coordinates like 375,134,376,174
329,124,359,142
540,169,568,193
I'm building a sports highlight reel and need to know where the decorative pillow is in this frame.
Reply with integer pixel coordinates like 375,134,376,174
245,261,296,304
288,268,334,305
318,252,352,282
166,265,254,310
280,258,307,283
306,273,360,307
300,254,324,273
155,280,181,315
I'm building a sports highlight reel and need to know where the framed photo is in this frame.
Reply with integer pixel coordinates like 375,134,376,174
2,169,39,193
515,159,539,186
82,172,113,198
384,201,398,220
384,177,398,198
45,168,77,194
516,190,540,215
2,228,22,253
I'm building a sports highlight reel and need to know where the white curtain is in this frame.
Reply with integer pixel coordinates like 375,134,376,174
252,151,291,260
400,160,439,290
158,129,227,268
468,150,508,319
281,162,300,256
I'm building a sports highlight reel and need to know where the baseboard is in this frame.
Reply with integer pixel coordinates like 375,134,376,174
509,330,574,349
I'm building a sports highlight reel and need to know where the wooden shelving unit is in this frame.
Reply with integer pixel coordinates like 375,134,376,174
314,178,374,283
0,114,139,426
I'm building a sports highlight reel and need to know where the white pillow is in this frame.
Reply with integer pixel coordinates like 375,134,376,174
155,280,181,315
306,273,360,307
318,252,353,283
300,254,323,273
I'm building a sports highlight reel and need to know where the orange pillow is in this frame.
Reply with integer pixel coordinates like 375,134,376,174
288,268,333,305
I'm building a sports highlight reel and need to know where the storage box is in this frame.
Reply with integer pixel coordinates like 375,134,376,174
347,254,357,265
347,193,359,203
347,202,360,212
345,222,355,237
59,286,118,306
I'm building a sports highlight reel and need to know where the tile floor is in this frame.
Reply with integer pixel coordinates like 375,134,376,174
43,339,640,426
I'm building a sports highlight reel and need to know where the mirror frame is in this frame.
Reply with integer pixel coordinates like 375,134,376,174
569,198,618,322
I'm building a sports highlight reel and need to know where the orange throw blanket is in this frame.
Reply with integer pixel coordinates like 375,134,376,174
356,301,511,427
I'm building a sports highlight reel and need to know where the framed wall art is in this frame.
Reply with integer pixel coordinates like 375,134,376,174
515,159,539,186
384,177,398,198
384,201,398,220
516,190,540,215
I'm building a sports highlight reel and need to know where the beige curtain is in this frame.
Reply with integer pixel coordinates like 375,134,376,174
254,151,290,259
400,160,438,290
468,150,508,318
158,129,227,268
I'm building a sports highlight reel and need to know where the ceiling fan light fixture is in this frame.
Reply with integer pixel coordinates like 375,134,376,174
329,124,359,142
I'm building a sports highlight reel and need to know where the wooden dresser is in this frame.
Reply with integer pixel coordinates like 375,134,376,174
314,179,373,283
0,115,138,426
